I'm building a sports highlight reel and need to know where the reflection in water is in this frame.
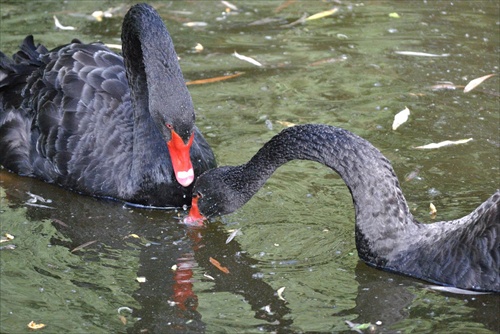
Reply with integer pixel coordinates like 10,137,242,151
2,171,497,333
1,172,291,332
53,215,293,333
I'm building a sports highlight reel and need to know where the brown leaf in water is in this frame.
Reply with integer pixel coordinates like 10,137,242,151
51,218,68,227
209,257,230,274
70,240,97,253
186,72,245,85
119,315,127,325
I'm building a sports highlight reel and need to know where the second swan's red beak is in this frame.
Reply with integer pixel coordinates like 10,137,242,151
167,130,195,187
183,196,206,226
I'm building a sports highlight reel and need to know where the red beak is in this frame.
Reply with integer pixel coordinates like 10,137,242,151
167,130,195,187
183,196,206,226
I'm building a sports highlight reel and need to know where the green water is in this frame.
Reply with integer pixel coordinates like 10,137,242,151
1,1,498,333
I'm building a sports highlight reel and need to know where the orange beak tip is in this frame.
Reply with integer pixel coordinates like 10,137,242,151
182,215,205,226
182,196,206,226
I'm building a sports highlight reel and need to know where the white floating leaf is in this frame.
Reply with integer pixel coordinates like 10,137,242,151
53,15,76,30
429,203,437,215
225,228,241,244
221,0,238,11
183,22,208,27
394,51,449,57
463,73,496,93
105,43,122,50
203,273,215,280
306,8,338,21
428,285,491,295
233,51,263,67
392,107,410,130
277,287,286,301
117,306,133,314
414,138,473,149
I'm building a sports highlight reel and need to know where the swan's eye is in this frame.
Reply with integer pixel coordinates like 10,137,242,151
166,123,173,130
195,191,203,199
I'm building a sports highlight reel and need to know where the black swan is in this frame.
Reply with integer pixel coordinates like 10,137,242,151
186,124,500,292
0,3,215,207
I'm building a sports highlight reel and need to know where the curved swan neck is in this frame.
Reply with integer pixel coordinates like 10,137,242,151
241,125,415,234
193,124,499,292
121,4,195,182
121,4,194,136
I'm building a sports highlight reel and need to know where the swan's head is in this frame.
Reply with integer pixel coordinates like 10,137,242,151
184,166,251,225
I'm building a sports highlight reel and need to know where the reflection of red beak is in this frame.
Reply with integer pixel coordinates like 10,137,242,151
167,130,195,187
173,254,198,311
183,196,205,226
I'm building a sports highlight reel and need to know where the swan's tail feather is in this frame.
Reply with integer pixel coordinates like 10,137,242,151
0,36,48,174
0,36,47,103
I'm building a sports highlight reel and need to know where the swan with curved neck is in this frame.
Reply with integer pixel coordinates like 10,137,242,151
186,124,499,292
0,3,215,207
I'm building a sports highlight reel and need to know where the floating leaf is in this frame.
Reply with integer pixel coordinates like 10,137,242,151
463,74,496,93
51,218,68,227
194,43,204,52
117,306,133,314
105,43,122,50
277,287,286,301
276,120,296,127
25,202,54,209
226,229,241,244
233,51,263,67
91,10,113,22
414,138,473,149
118,315,127,325
394,51,450,57
392,106,410,130
209,257,230,274
53,15,76,30
389,12,400,18
136,276,147,283
203,273,215,280
70,240,97,253
428,285,491,295
2,233,14,241
183,22,208,27
429,203,437,216
27,321,46,330
186,72,244,85
221,0,238,11
306,7,338,21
